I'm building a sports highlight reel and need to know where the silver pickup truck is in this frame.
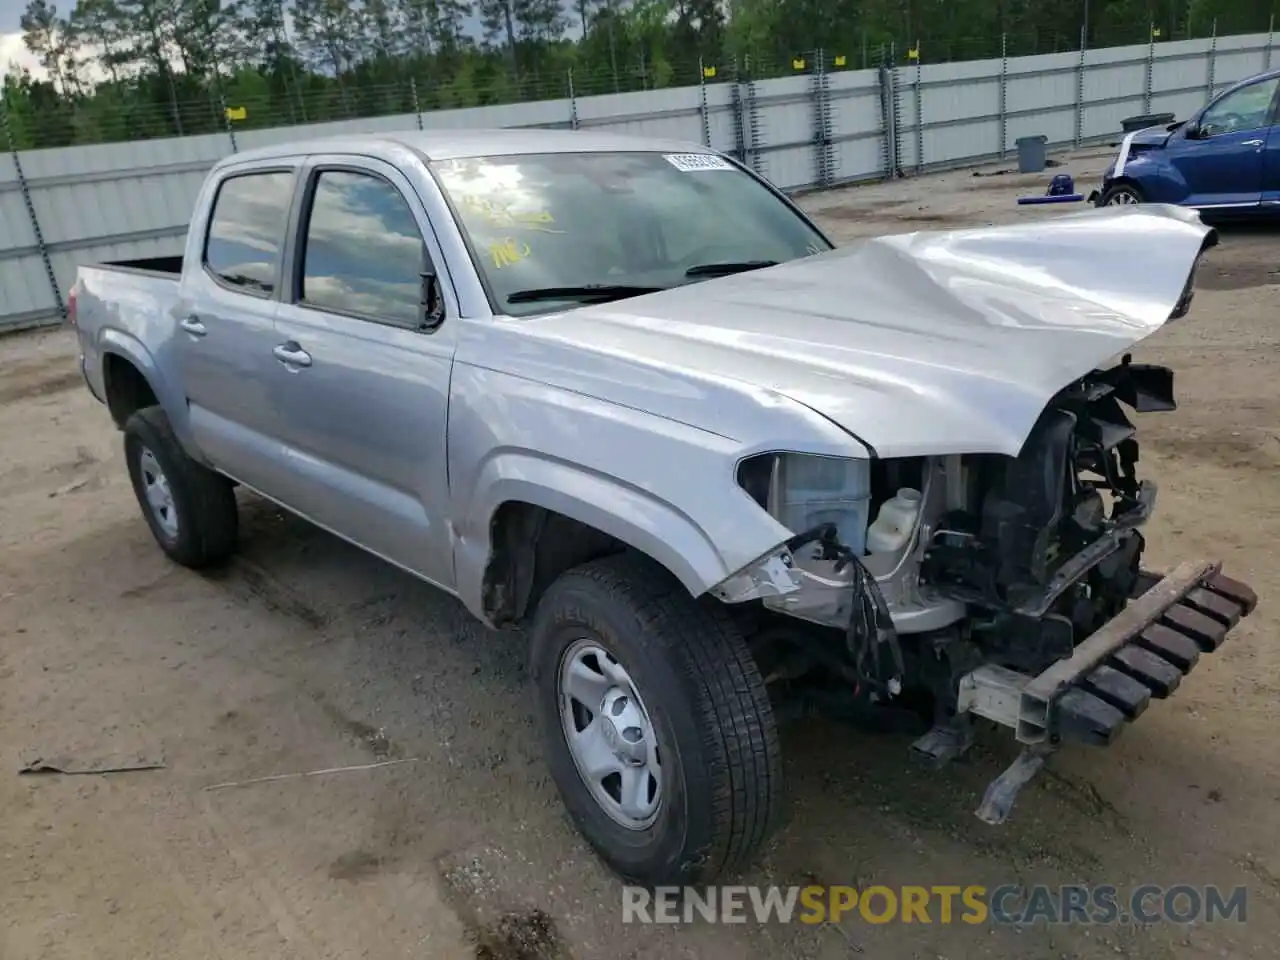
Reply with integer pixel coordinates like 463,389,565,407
70,128,1256,887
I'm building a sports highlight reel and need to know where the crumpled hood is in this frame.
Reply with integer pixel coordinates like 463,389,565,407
517,204,1214,459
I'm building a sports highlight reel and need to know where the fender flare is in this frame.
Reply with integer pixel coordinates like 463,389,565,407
97,329,200,455
99,328,163,392
455,452,740,618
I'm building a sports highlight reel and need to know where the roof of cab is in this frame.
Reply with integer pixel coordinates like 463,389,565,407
213,127,719,170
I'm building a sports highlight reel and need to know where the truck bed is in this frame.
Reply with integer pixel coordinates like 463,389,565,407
96,255,184,279
72,257,188,408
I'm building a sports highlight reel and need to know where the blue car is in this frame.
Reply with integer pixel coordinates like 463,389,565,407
1089,67,1280,214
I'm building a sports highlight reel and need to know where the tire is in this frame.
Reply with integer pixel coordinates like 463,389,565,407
1099,182,1144,206
529,551,784,887
123,405,239,569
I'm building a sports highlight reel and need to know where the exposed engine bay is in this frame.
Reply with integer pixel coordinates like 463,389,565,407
733,354,1171,698
918,357,1174,674
696,208,1257,827
725,354,1234,821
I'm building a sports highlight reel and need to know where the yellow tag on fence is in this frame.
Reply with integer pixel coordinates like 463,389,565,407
833,55,847,67
792,58,806,70
224,106,247,121
703,65,717,78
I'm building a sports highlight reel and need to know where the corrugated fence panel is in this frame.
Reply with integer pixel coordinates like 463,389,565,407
0,152,34,252
2,31,1276,335
756,75,820,189
238,112,423,150
896,67,922,172
1213,37,1273,95
421,100,575,130
828,70,881,183
0,151,57,331
1080,42,1151,142
0,157,35,268
579,87,703,142
1006,52,1079,148
25,134,230,306
1149,39,1213,122
704,83,739,154
919,58,1002,166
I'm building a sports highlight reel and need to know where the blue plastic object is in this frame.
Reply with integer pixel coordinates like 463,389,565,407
1047,173,1075,196
1017,194,1085,205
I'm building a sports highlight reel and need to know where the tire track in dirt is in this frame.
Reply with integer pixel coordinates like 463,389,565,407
0,355,83,406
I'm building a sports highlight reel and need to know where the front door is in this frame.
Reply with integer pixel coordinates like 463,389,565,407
270,158,458,589
1262,118,1280,204
1169,74,1280,207
178,167,296,494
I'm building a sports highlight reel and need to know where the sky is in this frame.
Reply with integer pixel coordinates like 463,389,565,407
1,0,37,78
0,1,579,81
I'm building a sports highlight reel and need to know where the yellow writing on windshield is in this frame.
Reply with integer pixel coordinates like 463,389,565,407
462,194,563,233
489,237,532,269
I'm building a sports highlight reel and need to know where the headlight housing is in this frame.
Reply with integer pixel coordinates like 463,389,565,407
737,452,873,555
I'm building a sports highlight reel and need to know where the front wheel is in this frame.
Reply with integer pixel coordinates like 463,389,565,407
1099,182,1144,206
529,552,784,887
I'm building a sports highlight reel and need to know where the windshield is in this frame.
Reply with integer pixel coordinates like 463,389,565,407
430,151,833,315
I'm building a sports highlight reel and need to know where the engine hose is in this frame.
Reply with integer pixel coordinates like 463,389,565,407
788,522,905,698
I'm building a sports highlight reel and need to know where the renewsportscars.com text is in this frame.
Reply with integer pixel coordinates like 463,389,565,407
622,884,1249,926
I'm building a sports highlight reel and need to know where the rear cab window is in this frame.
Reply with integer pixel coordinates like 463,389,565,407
203,170,295,296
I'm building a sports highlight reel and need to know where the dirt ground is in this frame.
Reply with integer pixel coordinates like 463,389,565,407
2,147,1278,960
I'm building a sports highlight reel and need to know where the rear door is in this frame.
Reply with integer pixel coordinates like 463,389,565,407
1169,74,1280,207
269,156,458,589
178,165,298,493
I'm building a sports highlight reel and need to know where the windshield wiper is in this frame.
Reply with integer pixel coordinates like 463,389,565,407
506,284,666,305
684,260,778,278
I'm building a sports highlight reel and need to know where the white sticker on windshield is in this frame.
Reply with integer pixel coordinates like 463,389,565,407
663,153,734,172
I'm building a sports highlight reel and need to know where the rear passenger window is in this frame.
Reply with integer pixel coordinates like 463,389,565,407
203,171,294,295
299,170,428,326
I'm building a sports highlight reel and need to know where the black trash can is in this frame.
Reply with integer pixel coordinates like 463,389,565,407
1121,112,1175,133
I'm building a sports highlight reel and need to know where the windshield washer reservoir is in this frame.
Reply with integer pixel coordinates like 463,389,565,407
867,487,923,555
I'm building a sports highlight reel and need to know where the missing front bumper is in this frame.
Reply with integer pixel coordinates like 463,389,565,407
956,559,1257,824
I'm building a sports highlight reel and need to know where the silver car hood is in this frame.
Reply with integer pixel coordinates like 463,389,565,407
522,204,1214,459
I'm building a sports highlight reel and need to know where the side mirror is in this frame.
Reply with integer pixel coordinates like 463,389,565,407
1183,119,1202,139
419,268,445,331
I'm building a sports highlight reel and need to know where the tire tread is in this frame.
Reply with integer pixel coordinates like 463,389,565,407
125,406,238,568
541,551,783,882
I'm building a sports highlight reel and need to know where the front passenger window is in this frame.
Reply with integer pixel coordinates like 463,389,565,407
1199,77,1280,137
300,170,429,326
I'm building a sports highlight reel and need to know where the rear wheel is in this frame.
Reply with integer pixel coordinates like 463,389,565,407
1099,182,1144,206
529,552,784,886
123,406,239,568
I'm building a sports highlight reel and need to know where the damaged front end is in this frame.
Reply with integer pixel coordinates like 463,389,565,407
715,355,1257,825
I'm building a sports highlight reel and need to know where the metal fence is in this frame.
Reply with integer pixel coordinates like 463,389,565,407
1,28,1275,335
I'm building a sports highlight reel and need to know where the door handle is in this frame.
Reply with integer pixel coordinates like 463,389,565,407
273,342,312,368
1242,138,1264,146
179,316,207,337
